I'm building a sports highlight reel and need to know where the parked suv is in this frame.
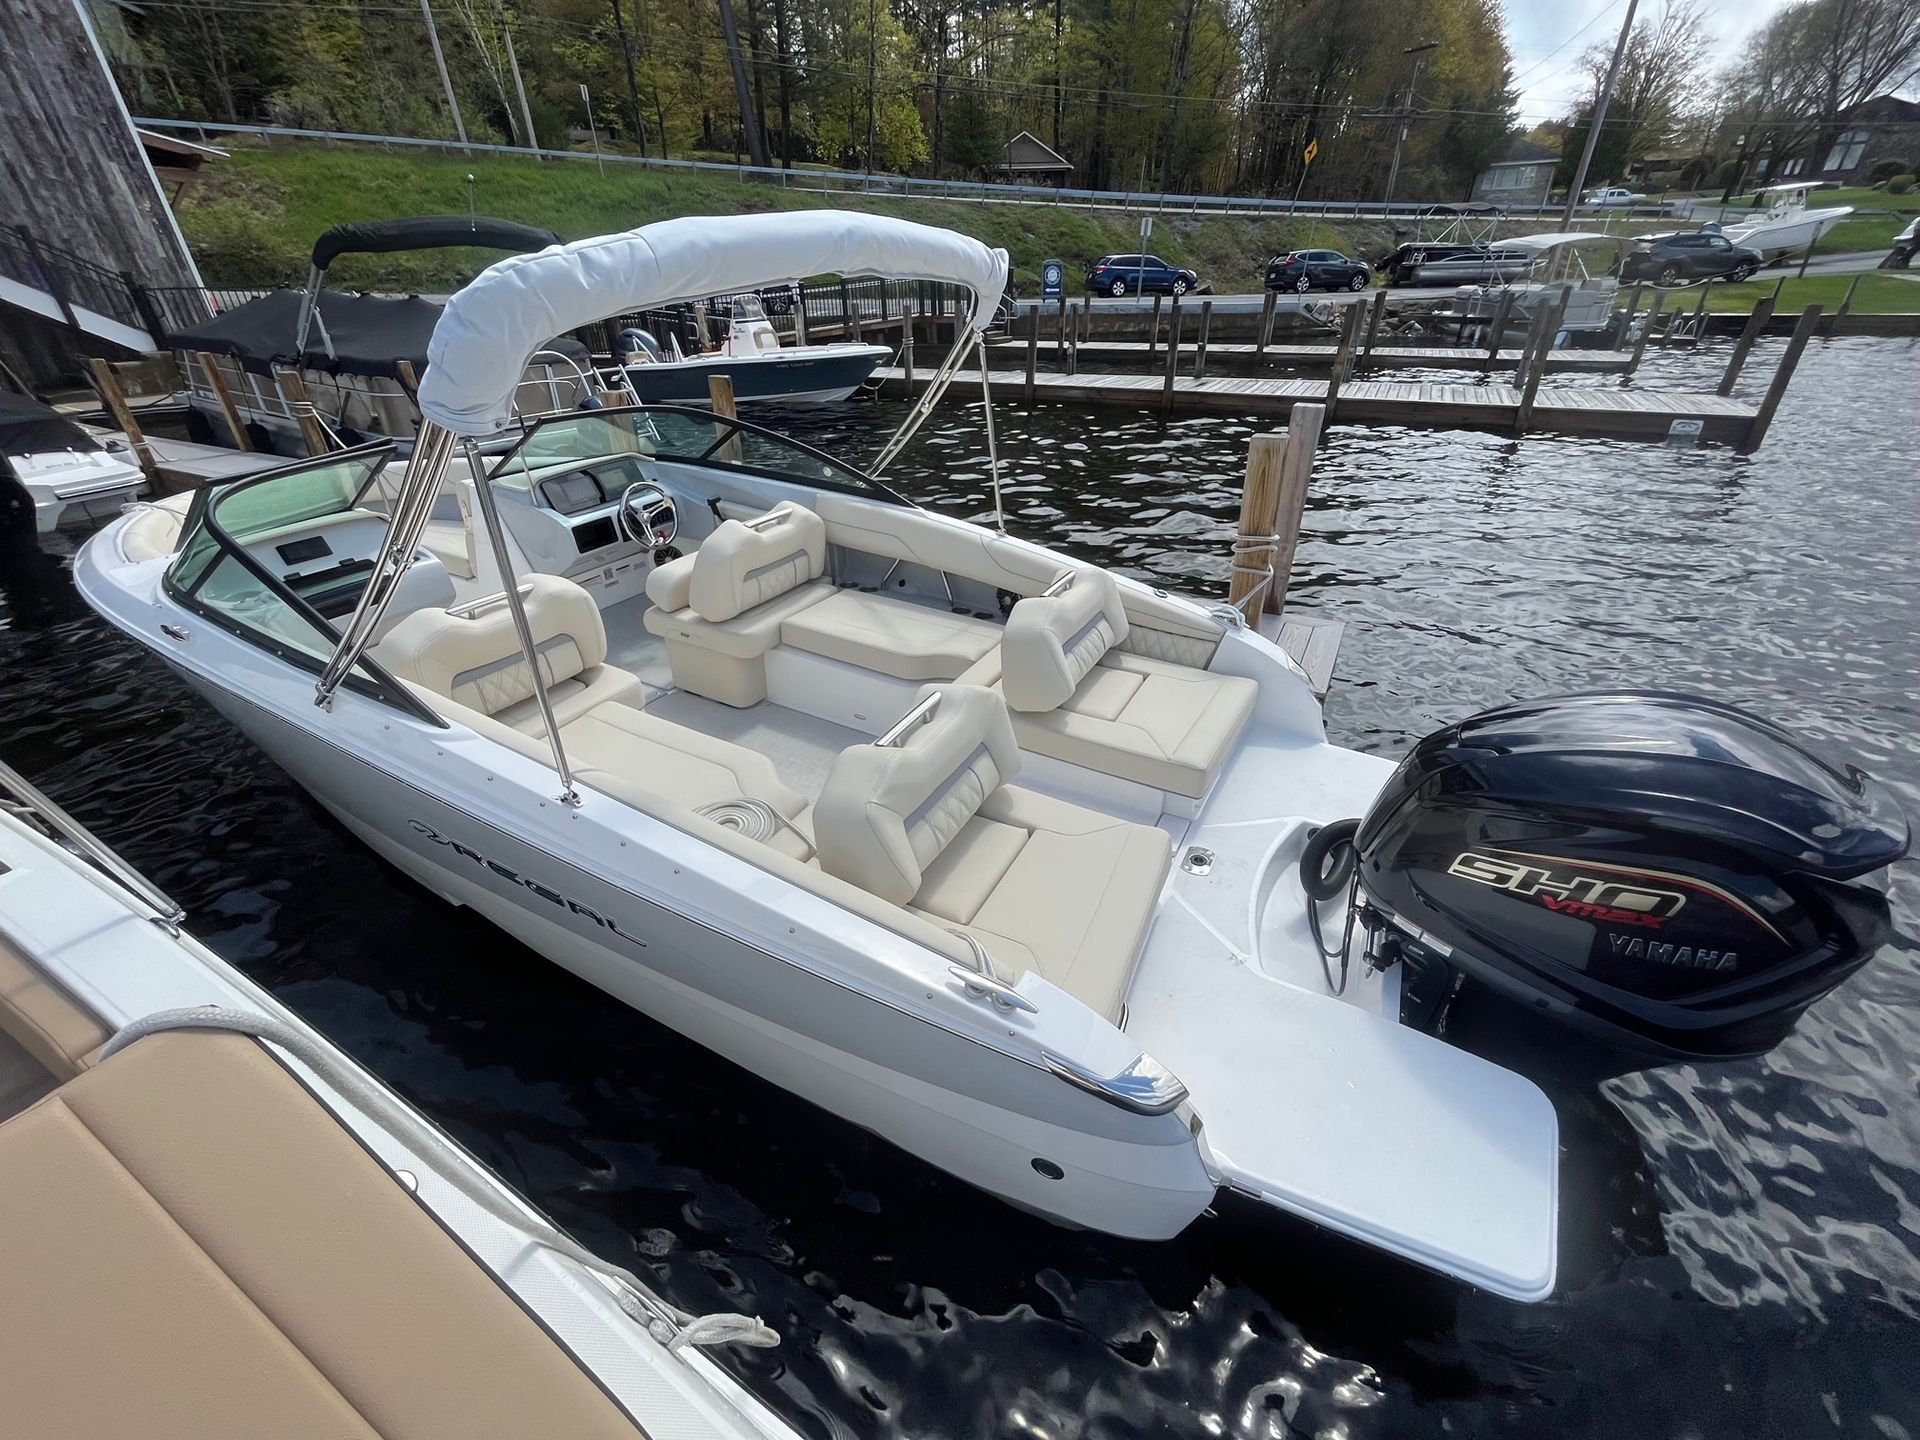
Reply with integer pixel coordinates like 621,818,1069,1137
1620,232,1762,285
1086,255,1198,296
1266,249,1370,293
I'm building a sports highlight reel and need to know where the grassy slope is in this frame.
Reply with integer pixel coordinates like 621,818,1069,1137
1698,272,1920,312
180,142,1393,293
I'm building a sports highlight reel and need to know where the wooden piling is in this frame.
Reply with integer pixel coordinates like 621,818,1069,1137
1160,300,1184,416
1513,309,1552,435
1824,274,1861,337
1362,289,1388,365
1768,274,1787,307
1146,294,1163,360
1257,290,1277,354
1796,239,1816,279
193,351,252,451
1614,283,1644,349
1228,403,1324,622
1738,305,1821,454
1055,291,1068,362
273,367,331,456
87,357,156,478
1676,281,1711,344
1717,296,1775,395
1267,403,1323,615
1322,304,1364,421
1625,293,1666,376
708,374,743,461
1480,290,1516,373
1025,304,1040,402
793,284,809,345
1193,300,1214,380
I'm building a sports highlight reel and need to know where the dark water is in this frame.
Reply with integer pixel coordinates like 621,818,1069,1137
4,337,1918,1438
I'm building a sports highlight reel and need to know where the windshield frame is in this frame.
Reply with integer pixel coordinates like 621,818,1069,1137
160,440,445,726
480,403,912,505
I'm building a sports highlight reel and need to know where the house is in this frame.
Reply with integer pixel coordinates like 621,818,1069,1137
136,128,227,205
1624,151,1690,189
1754,96,1920,186
999,131,1073,186
1470,138,1558,207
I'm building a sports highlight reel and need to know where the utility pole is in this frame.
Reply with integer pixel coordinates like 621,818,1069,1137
716,0,770,167
864,0,876,171
497,2,540,156
1560,0,1639,229
1382,41,1436,204
419,0,469,151
608,0,649,157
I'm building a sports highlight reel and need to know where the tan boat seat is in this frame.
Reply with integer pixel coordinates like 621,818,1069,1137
988,569,1256,799
116,492,194,564
374,573,645,734
0,1029,641,1439
813,685,1169,1020
779,587,1001,681
0,929,108,1079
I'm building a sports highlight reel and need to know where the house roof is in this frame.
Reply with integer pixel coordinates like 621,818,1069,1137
1001,130,1072,172
1841,94,1920,123
1486,137,1559,167
136,128,228,162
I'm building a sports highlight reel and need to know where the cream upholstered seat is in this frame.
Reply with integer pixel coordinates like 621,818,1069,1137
813,685,1169,1021
374,573,645,734
986,568,1256,799
0,1029,643,1440
116,493,193,564
642,502,835,706
779,587,1001,680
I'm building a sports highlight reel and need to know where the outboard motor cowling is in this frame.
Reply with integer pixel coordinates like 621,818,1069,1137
1349,692,1909,1062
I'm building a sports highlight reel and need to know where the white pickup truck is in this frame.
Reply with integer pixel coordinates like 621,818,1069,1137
1581,186,1648,206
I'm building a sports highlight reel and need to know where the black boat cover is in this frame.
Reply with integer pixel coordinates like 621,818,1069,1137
310,216,562,272
167,289,591,381
0,390,101,457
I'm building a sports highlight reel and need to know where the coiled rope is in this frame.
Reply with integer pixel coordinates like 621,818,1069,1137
1229,530,1281,612
101,1007,779,1354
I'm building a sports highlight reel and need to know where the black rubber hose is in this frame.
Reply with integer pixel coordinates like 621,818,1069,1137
1300,818,1361,902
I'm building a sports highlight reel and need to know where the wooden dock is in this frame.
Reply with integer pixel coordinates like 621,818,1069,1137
1260,612,1343,698
879,367,1760,443
1021,339,1635,375
138,435,286,489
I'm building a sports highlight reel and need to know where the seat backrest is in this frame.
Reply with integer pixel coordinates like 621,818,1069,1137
373,574,607,717
1000,568,1130,712
814,685,1020,905
687,502,826,623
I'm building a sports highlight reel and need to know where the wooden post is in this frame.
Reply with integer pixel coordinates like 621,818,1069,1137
194,352,252,451
1738,305,1821,454
793,283,809,345
1717,296,1775,395
1361,289,1388,367
902,319,915,389
1257,289,1276,354
1613,282,1644,349
1480,289,1516,374
1025,304,1040,402
1768,274,1787,308
273,368,331,456
1824,273,1861,337
707,374,743,462
1267,403,1322,615
1625,293,1666,376
1796,238,1816,279
1146,293,1163,360
1055,290,1068,363
1160,300,1184,416
1322,304,1364,421
87,358,157,478
1194,300,1214,379
1512,309,1552,435
1678,281,1712,344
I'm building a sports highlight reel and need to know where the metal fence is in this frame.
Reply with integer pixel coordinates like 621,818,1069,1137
134,116,1609,225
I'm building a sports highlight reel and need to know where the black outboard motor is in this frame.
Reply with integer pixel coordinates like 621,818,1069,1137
1333,692,1909,1063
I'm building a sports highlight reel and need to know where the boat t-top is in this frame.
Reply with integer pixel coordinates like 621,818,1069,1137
1425,231,1634,341
76,209,1908,1304
1716,181,1855,258
616,289,893,407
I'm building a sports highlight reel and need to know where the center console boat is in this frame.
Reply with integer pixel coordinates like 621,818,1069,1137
76,211,1908,1305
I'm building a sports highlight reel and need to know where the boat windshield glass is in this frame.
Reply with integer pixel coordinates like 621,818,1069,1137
162,444,427,715
484,405,900,500
729,294,768,324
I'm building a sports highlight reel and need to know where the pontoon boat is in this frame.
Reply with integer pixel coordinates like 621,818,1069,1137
76,211,1908,1305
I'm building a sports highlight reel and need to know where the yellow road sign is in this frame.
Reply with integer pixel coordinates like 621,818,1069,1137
1303,138,1320,167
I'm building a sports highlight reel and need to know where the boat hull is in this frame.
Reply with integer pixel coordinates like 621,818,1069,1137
623,346,890,405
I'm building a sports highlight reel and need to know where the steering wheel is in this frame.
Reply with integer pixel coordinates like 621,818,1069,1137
616,481,677,548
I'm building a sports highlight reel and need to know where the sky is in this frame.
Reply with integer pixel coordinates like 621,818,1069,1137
1504,0,1802,125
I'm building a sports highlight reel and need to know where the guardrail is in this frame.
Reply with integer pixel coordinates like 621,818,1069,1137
133,116,1684,226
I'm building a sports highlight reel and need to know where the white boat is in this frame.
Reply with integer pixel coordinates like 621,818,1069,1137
0,755,796,1438
617,293,892,406
1,389,146,534
1711,182,1854,259
74,209,1908,1305
1432,232,1633,342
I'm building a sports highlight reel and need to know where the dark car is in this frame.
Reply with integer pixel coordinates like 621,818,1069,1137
1266,249,1370,293
1621,232,1762,286
1086,254,1199,297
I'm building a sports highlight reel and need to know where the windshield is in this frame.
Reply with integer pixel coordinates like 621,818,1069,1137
730,294,768,323
484,405,901,501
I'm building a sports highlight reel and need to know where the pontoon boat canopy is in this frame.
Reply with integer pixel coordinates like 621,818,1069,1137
1750,180,1835,193
1500,231,1631,251
417,211,1011,435
311,216,561,273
